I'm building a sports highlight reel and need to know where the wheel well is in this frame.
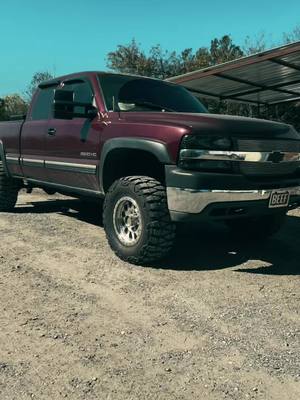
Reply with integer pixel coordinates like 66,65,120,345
102,149,165,192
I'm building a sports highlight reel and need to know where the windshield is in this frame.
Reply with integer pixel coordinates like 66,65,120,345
98,74,208,113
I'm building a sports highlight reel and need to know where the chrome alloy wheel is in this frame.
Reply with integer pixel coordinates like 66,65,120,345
113,196,143,246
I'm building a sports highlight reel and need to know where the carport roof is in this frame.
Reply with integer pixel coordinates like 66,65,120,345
168,41,300,106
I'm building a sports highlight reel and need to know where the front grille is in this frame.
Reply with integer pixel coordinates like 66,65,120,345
237,139,300,152
237,139,300,178
239,161,300,176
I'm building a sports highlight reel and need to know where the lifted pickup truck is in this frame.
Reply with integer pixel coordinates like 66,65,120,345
0,71,300,264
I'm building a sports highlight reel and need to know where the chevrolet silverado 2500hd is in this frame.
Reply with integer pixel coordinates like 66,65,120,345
0,71,300,264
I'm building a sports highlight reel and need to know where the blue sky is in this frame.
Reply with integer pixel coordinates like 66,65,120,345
0,0,299,96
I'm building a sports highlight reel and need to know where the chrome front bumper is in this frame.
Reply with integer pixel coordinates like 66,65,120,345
167,186,300,214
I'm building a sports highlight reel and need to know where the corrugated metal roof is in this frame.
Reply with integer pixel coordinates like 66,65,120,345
168,41,300,105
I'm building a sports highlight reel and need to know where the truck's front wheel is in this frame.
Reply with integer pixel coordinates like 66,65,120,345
103,176,175,265
226,213,287,239
0,162,19,211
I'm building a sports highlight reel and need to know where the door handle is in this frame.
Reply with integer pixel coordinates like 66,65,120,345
48,128,56,136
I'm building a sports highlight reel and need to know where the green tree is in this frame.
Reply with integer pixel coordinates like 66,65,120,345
173,47,211,75
209,35,243,64
0,94,28,120
106,39,152,76
147,44,179,79
24,71,53,102
106,39,210,78
106,36,243,79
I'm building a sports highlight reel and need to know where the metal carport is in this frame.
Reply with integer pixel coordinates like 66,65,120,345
168,41,300,106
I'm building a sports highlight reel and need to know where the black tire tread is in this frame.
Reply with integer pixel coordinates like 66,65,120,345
103,176,175,264
0,162,19,211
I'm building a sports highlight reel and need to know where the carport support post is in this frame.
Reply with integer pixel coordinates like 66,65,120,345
257,103,261,118
266,104,271,119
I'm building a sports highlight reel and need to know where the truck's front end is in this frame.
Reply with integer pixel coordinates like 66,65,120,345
166,114,300,235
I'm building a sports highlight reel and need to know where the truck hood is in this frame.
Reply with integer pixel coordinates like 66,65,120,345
120,112,300,140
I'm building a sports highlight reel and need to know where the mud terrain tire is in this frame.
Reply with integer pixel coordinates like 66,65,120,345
0,162,19,211
103,176,175,265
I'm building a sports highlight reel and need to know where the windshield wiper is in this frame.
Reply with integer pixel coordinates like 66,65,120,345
132,100,175,112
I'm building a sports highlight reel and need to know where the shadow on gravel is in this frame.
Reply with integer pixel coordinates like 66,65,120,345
151,215,300,275
14,199,300,276
14,198,104,225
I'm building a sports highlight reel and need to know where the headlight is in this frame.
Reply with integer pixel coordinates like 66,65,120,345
179,135,233,172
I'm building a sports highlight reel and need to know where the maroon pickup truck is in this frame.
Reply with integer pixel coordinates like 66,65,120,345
0,71,300,264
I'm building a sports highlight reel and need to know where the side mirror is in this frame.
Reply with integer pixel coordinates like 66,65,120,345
53,89,74,120
53,89,98,120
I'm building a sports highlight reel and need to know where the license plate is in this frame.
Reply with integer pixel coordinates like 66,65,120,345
269,190,290,208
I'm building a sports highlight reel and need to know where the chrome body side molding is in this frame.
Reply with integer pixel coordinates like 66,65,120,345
22,158,44,167
6,155,97,175
44,160,97,174
6,156,20,164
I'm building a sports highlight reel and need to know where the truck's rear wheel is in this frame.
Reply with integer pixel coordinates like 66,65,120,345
0,162,19,211
103,176,175,265
226,213,287,239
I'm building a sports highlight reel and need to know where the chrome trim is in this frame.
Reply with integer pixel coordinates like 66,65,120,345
179,149,300,163
45,160,97,174
6,156,20,164
167,186,300,214
20,158,96,174
45,160,95,169
22,158,44,167
23,158,44,164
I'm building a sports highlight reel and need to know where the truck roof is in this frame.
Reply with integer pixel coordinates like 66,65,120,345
38,71,164,89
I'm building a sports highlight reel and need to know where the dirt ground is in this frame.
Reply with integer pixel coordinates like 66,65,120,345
0,189,299,400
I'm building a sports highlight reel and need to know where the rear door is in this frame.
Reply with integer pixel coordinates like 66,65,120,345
45,78,101,191
20,87,55,181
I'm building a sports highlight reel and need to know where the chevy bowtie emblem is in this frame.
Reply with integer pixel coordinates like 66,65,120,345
268,151,284,163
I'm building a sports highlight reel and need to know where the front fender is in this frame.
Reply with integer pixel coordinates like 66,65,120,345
99,137,172,193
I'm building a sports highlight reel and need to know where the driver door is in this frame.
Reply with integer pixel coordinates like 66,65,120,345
45,79,101,191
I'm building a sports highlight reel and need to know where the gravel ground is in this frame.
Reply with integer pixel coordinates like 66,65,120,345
0,189,299,400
